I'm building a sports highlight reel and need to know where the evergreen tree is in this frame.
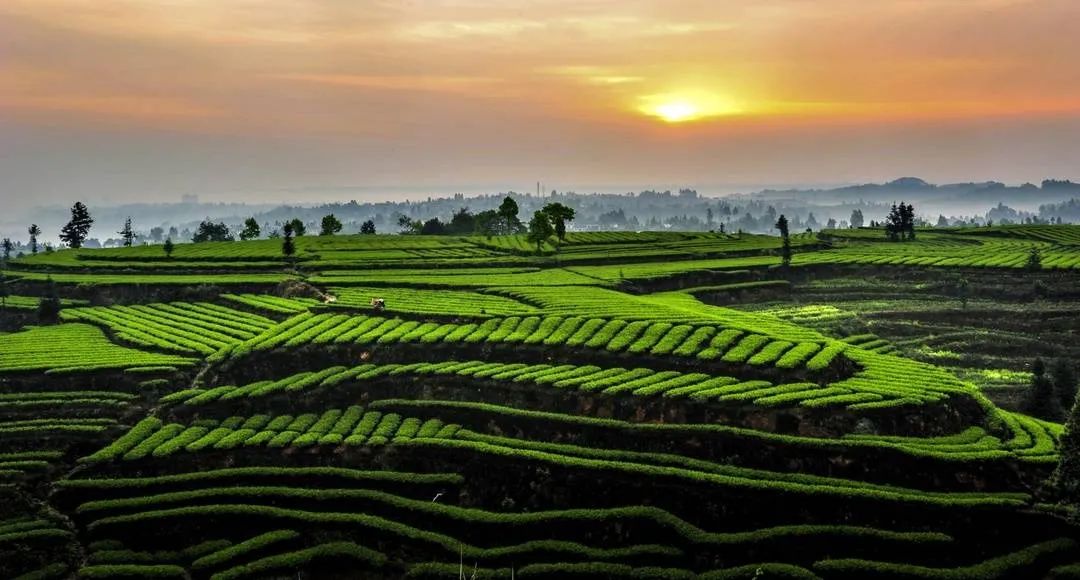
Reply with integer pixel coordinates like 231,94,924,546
1052,359,1078,410
1024,358,1063,421
902,202,916,240
360,220,376,235
1,238,12,264
319,214,343,236
59,202,94,249
775,214,791,267
937,214,949,228
118,217,135,247
239,218,261,241
885,203,902,241
1050,393,1080,504
282,223,296,259
527,210,554,254
27,224,41,254
163,238,175,258
541,202,575,242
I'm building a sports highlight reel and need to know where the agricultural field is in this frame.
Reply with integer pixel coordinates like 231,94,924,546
1,225,1080,578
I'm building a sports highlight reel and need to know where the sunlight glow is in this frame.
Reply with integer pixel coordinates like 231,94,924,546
638,91,743,123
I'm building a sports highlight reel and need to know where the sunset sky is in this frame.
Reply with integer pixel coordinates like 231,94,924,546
2,0,1079,209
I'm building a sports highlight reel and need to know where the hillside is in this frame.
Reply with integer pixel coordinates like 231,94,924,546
1,227,1079,579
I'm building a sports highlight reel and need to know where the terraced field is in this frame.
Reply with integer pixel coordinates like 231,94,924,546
1,226,1079,579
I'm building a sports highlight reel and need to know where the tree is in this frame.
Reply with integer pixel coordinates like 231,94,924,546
282,223,296,259
1052,359,1078,410
192,220,233,243
474,210,500,238
239,218,261,241
1026,247,1042,270
118,217,135,247
420,218,446,235
397,214,417,234
59,202,94,249
37,277,61,323
1024,358,1063,421
902,202,916,240
360,220,376,235
498,196,523,234
1,238,12,264
849,209,864,229
288,218,307,237
937,214,949,228
163,238,175,258
27,224,41,254
1049,394,1080,503
149,227,164,242
541,202,575,242
320,214,343,236
527,210,554,254
775,214,791,267
448,208,476,235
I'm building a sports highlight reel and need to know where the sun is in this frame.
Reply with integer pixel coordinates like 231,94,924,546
653,100,700,123
638,91,742,124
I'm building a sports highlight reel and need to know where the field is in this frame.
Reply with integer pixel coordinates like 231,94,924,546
1,225,1079,579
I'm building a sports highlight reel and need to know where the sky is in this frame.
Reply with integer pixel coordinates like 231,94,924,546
2,0,1080,212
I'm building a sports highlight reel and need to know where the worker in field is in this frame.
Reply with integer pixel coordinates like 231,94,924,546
371,297,386,312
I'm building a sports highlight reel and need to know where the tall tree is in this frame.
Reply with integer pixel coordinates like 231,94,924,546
1049,394,1080,503
420,218,446,235
59,202,94,249
541,202,575,242
1,238,12,264
448,208,476,235
902,202,916,240
849,209,864,229
288,218,307,237
498,196,523,235
118,217,135,247
775,214,791,267
320,214,343,236
1024,358,1063,421
282,222,296,259
163,238,175,258
239,218,261,241
1052,359,1078,410
360,220,376,235
527,210,554,254
27,224,41,254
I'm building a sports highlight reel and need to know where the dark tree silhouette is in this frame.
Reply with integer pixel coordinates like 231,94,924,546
775,214,791,267
288,219,307,237
420,218,446,235
163,238,175,258
1026,247,1043,270
541,202,575,242
282,223,296,259
118,217,135,247
1049,394,1080,504
1052,359,1078,410
239,218,261,241
527,210,554,254
498,196,523,234
320,214,343,236
849,209,864,229
60,202,94,249
1,238,12,263
360,220,376,235
28,224,41,254
1024,358,1063,421
192,220,233,243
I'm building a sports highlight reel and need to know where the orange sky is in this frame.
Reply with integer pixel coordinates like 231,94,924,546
2,0,1079,206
